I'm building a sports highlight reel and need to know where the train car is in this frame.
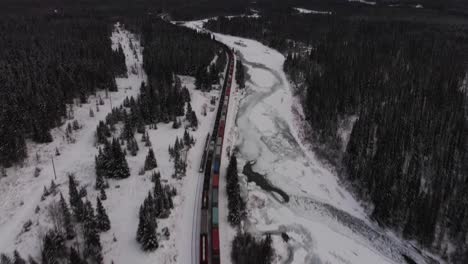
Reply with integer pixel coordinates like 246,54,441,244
218,122,225,136
213,159,220,174
212,189,218,207
212,228,220,260
212,207,219,226
213,174,219,188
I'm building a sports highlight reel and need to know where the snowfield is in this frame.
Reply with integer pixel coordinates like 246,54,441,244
294,7,333,15
184,19,442,264
0,22,224,264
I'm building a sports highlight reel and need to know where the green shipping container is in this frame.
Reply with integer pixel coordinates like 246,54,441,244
212,207,219,226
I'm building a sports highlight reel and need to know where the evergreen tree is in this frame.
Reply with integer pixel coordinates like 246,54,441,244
127,137,139,156
59,193,76,240
144,148,157,171
68,174,85,222
82,201,103,263
141,216,158,252
68,247,84,264
100,187,107,201
226,155,245,226
110,138,130,179
96,198,111,232
41,230,66,264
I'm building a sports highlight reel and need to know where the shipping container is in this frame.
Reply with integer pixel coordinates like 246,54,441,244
212,228,220,254
213,174,219,188
216,137,222,145
212,189,218,206
212,207,219,226
215,146,222,156
213,160,220,174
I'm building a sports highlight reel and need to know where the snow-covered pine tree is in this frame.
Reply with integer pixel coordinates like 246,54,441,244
95,173,104,190
190,111,198,129
145,132,152,147
59,193,76,240
110,138,130,179
96,198,111,232
68,174,85,222
127,136,139,156
136,206,145,243
83,201,103,263
41,230,66,264
141,216,158,252
68,247,84,264
100,187,107,201
183,130,191,147
144,148,157,171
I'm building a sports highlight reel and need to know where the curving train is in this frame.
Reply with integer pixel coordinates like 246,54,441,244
199,41,235,264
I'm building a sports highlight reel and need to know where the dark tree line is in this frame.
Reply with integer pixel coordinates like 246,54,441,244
0,16,126,167
231,232,274,264
226,155,246,226
235,60,246,89
204,13,468,263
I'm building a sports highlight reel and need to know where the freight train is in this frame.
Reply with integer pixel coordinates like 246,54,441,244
199,40,235,264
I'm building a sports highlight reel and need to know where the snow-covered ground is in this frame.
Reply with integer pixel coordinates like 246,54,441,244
294,7,332,15
348,0,377,6
184,20,441,264
0,22,224,264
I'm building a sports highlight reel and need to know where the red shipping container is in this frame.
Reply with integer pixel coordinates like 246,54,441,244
212,228,220,254
213,174,219,187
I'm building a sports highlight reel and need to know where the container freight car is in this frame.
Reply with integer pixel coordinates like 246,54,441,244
199,43,235,264
212,189,218,206
212,207,219,226
213,159,220,174
212,228,220,258
213,174,219,188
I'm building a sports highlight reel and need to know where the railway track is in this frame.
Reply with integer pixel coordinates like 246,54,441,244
199,41,235,264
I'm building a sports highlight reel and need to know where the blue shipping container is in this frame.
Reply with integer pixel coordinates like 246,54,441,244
213,161,220,174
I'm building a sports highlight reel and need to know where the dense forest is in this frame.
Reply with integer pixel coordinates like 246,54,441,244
0,16,126,167
205,14,468,263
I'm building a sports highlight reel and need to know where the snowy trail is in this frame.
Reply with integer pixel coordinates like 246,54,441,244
184,20,434,264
